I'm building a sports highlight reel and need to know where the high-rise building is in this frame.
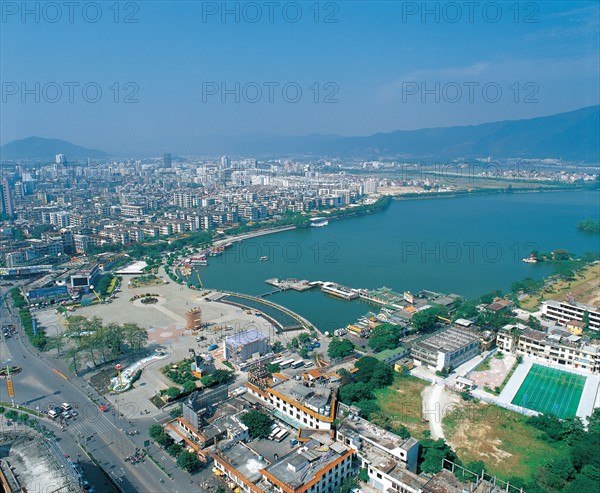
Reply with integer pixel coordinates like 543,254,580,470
1,179,14,216
55,153,66,164
220,156,230,168
163,153,172,168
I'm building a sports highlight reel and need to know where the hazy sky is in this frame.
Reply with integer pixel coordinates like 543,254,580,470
1,1,599,151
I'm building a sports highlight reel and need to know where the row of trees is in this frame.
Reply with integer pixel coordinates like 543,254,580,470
10,288,49,350
149,425,200,472
60,316,148,371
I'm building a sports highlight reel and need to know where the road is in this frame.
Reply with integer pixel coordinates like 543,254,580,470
0,285,207,493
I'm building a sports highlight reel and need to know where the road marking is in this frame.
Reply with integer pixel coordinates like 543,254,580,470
52,368,68,380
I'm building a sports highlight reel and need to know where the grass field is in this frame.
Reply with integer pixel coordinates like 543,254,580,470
444,402,567,481
511,364,585,418
374,375,429,438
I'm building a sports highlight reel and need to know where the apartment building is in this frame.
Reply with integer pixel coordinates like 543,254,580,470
411,327,480,372
497,324,600,373
541,299,600,331
246,373,337,430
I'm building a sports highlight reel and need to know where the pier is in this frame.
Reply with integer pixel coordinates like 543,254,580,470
264,278,316,293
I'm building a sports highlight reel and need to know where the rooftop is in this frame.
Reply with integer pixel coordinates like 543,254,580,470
338,413,418,457
270,379,334,413
261,434,351,491
225,328,269,349
216,442,267,484
414,327,479,354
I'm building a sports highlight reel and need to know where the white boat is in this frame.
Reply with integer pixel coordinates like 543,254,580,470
310,217,329,227
522,255,538,263
260,256,268,261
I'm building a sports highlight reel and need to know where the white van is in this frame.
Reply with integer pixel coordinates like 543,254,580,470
61,402,72,411
48,409,59,418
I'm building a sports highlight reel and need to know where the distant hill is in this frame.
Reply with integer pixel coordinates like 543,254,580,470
0,137,109,161
4,106,599,162
127,106,599,162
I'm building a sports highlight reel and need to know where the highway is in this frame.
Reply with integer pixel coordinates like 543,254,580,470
0,285,205,493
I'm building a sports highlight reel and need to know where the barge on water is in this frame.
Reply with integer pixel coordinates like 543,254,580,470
320,282,358,300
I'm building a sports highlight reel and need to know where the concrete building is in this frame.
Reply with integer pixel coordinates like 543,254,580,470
246,373,337,430
224,329,271,365
411,327,480,372
181,385,230,432
69,263,100,290
260,433,354,493
541,299,600,331
497,324,600,373
335,410,423,493
336,412,419,474
1,179,13,216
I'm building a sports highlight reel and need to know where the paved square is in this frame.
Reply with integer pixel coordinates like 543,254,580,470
511,364,586,418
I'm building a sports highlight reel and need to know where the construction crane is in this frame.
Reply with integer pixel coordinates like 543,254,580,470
195,271,203,289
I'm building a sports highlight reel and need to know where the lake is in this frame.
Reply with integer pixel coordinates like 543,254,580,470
195,191,600,331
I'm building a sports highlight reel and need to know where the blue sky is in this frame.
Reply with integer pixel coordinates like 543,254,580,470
1,0,599,152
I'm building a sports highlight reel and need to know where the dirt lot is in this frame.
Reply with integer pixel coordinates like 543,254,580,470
443,400,567,481
520,262,600,311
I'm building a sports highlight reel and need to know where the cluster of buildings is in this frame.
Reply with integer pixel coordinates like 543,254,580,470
166,364,509,493
1,154,379,265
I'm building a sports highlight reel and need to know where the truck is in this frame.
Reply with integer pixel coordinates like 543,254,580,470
208,344,219,351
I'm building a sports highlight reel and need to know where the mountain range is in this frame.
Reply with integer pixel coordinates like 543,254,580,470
1,105,598,162
0,136,108,161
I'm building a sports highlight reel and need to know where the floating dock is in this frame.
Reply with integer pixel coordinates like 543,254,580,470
264,278,316,292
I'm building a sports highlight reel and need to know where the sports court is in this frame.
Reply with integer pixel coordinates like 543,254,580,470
511,364,586,418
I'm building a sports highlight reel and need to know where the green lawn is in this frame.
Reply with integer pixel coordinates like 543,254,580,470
373,375,429,438
511,364,585,418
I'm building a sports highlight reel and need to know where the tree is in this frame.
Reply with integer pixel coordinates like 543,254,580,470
299,347,309,358
356,400,380,419
122,322,148,350
297,333,311,344
272,341,284,353
266,363,280,374
4,410,18,421
412,307,447,333
176,451,200,472
182,381,197,394
327,338,355,359
240,410,273,438
418,439,458,474
354,357,380,383
368,323,402,352
45,335,64,355
167,443,183,457
165,387,181,401
339,382,373,404
370,363,393,389
582,311,591,330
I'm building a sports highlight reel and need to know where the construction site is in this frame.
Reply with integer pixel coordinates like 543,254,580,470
0,432,83,493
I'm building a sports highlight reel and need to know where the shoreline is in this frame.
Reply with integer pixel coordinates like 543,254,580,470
388,185,595,202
